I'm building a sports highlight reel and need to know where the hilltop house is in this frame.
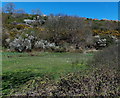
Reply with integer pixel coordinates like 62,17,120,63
24,15,46,25
24,19,36,24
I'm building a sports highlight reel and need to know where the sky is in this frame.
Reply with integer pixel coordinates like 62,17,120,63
2,2,118,20
1,0,120,2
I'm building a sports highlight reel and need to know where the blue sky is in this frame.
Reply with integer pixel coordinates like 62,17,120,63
1,0,119,2
2,2,118,20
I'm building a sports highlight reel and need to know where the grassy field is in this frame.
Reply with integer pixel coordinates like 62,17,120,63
3,52,93,75
2,51,94,95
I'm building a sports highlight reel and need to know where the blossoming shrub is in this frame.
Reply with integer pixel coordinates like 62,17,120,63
34,40,57,51
9,35,59,52
9,32,35,52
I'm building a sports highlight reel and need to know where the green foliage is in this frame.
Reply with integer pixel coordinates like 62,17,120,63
2,69,56,96
2,52,91,96
2,70,36,95
2,12,119,51
2,48,119,96
2,5,119,96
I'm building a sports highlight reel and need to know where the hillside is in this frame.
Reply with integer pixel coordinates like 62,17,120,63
2,13,119,52
1,3,120,97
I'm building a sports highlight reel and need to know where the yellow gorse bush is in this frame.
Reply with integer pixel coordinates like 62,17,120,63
93,29,120,36
8,31,20,37
37,27,45,31
16,24,32,30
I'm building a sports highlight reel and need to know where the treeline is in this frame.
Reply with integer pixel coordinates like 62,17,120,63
2,3,119,52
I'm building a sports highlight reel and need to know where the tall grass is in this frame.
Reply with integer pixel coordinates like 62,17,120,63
89,43,119,71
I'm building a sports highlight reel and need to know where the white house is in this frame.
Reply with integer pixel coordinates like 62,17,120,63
24,19,36,24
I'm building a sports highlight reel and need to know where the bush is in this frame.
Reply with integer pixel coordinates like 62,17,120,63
89,43,119,70
9,30,36,52
45,15,93,47
2,32,10,48
9,37,32,52
34,40,57,51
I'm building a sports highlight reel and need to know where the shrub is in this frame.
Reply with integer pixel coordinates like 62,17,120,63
9,30,36,52
9,37,32,52
45,15,93,47
93,35,118,50
89,43,119,70
34,40,56,51
2,32,10,48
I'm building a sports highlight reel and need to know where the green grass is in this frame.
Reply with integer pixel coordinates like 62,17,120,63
3,52,93,74
2,51,94,95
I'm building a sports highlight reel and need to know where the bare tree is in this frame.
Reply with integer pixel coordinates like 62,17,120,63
45,15,93,49
3,3,15,14
31,9,43,15
15,9,25,14
13,9,26,17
